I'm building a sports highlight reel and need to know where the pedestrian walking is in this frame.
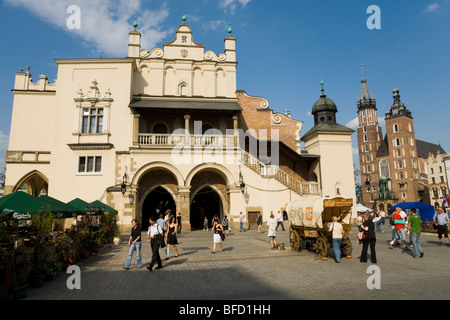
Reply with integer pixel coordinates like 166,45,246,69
329,216,344,263
356,212,363,231
360,212,377,263
256,212,263,233
147,216,164,271
433,207,450,247
407,208,424,258
276,210,285,231
222,215,229,235
211,219,224,253
239,212,246,232
389,207,408,249
203,216,209,231
267,213,278,249
374,211,383,233
379,208,386,225
176,212,182,234
156,213,166,234
165,216,179,260
123,219,143,270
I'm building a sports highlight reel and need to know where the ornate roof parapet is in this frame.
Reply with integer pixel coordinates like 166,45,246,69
13,66,56,92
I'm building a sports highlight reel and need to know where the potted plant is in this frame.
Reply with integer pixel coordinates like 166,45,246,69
53,234,75,270
29,212,54,288
38,243,62,281
12,247,32,299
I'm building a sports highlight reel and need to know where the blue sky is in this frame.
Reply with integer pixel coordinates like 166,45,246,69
0,0,449,177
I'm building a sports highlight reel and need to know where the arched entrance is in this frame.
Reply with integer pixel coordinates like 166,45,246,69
187,166,230,230
142,186,176,230
190,186,223,230
14,170,48,196
135,165,180,230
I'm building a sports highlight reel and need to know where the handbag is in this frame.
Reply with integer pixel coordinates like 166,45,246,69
358,231,367,242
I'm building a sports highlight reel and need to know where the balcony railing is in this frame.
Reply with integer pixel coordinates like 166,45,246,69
241,150,320,196
138,134,236,147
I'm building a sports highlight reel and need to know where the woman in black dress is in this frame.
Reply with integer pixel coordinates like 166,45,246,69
360,212,377,263
165,216,179,260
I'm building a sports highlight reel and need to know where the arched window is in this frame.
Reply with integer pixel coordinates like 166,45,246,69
396,138,401,146
393,123,399,132
379,159,390,178
152,122,168,134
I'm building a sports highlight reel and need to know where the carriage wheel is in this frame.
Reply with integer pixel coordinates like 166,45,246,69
290,229,302,252
341,238,353,258
315,237,328,260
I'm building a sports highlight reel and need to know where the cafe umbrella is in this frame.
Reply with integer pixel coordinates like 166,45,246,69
66,198,90,215
87,200,118,215
38,195,82,219
0,191,47,221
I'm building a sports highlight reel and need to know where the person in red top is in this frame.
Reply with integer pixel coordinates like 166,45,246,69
389,207,408,249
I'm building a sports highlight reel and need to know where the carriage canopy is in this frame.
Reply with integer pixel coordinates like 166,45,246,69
287,197,353,229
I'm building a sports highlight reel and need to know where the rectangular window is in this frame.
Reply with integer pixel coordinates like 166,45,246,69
81,107,104,134
78,156,102,173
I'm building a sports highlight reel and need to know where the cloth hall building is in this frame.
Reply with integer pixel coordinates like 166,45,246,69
4,19,356,230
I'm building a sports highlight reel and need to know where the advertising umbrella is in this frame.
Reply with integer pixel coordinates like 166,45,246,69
0,191,46,220
67,198,90,214
38,195,81,219
88,200,118,215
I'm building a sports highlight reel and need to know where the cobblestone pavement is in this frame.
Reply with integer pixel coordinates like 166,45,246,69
22,223,450,301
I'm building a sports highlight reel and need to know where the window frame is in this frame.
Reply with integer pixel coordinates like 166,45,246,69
77,155,103,175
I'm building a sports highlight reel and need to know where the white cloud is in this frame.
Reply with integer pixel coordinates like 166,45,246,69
202,19,228,31
346,117,359,129
3,0,172,57
220,0,252,12
345,116,386,129
424,3,440,12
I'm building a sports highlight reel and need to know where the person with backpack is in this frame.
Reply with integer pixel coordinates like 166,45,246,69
389,207,408,250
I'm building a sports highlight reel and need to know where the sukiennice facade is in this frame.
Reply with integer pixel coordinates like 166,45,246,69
4,19,356,231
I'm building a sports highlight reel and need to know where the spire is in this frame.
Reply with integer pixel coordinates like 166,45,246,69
133,17,138,30
360,64,370,100
320,79,326,98
182,11,187,23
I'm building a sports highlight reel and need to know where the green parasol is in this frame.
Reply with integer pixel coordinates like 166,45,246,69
0,191,46,220
88,200,118,215
38,195,81,219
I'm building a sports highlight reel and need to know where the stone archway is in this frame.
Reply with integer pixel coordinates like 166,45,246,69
188,169,229,230
13,170,49,196
136,166,179,229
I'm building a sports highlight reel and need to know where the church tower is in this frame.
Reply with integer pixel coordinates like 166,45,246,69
356,65,383,205
384,87,421,202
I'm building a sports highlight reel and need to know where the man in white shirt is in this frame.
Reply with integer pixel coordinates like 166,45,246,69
276,211,285,231
147,216,164,271
239,212,246,232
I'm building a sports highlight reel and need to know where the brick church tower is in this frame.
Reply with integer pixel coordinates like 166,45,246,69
356,66,383,205
356,65,428,209
383,87,422,203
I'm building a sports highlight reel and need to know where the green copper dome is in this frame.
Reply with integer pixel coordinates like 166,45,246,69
312,81,337,114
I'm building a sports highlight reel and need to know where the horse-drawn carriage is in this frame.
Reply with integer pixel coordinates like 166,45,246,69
287,197,354,260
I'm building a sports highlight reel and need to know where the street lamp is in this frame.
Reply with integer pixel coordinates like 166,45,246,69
239,167,245,194
121,172,128,195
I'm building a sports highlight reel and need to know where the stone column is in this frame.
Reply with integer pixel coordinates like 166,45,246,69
184,114,191,145
133,111,140,146
233,115,238,146
177,186,191,231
